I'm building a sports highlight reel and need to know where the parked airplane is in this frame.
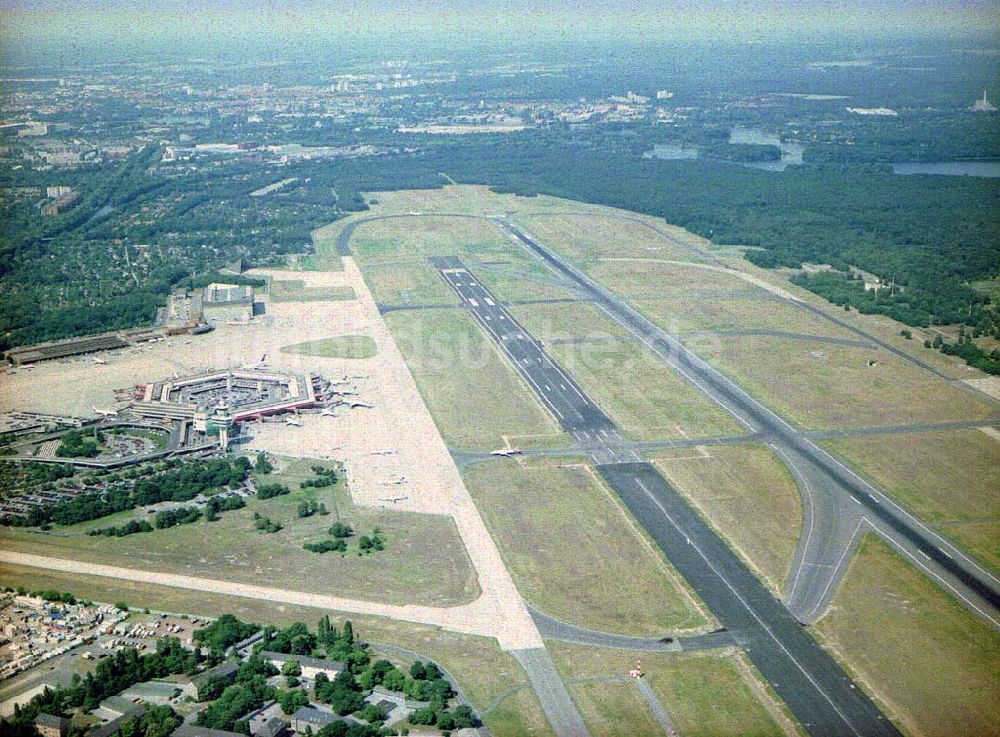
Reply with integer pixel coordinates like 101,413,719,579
379,495,408,504
370,450,397,456
320,408,337,418
284,416,303,427
93,406,119,418
346,401,373,409
91,356,108,365
490,448,523,457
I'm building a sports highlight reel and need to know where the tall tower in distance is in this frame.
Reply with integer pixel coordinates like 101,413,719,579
970,90,997,112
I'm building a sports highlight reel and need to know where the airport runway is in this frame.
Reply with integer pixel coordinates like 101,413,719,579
435,256,902,737
496,217,1000,629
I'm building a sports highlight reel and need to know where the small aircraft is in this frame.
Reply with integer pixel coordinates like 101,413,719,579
93,406,119,418
346,401,373,409
370,450,397,456
21,363,35,370
245,352,268,369
320,408,337,418
381,477,407,486
490,448,523,457
349,373,368,379
91,356,108,365
379,495,408,504
284,416,303,427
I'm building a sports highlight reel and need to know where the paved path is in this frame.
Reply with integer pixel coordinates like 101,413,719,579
511,648,590,737
637,678,678,736
529,605,737,653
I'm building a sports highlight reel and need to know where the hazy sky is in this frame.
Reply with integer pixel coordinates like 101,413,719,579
2,1,998,57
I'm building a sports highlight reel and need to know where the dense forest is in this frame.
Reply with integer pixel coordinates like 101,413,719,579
2,137,997,362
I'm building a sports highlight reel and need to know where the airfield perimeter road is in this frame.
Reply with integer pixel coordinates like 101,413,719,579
495,217,1000,630
435,257,901,737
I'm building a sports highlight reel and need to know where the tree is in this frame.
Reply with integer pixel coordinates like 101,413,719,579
255,453,273,474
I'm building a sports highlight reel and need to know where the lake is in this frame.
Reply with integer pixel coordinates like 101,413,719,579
891,162,1000,178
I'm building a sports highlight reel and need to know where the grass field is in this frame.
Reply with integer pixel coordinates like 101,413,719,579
463,457,709,636
817,535,1000,737
279,335,378,359
548,642,795,737
650,444,802,593
0,458,479,608
360,261,462,306
350,216,515,265
634,295,860,341
511,302,744,441
283,252,344,272
566,680,666,737
368,184,608,218
695,335,993,430
0,563,553,737
385,309,568,450
823,429,1000,575
587,259,754,299
269,279,356,302
474,269,580,303
515,213,711,266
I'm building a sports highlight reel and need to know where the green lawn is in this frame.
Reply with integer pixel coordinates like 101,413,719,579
384,309,568,450
823,429,1000,576
279,335,378,359
463,457,710,636
817,535,1000,737
650,443,802,594
0,458,479,608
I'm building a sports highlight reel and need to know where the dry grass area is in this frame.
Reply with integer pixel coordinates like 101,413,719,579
635,295,860,341
368,184,608,218
385,308,567,450
279,335,378,359
566,680,666,737
462,457,710,636
548,641,795,737
696,335,994,430
587,259,754,298
514,213,711,265
474,270,580,303
650,444,802,593
0,562,552,737
817,535,1000,737
823,429,1000,575
512,302,744,441
360,261,462,306
349,215,514,266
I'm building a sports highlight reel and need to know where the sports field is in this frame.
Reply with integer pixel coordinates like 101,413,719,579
650,443,802,593
463,457,710,636
823,429,1000,575
817,535,1000,737
0,458,480,608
